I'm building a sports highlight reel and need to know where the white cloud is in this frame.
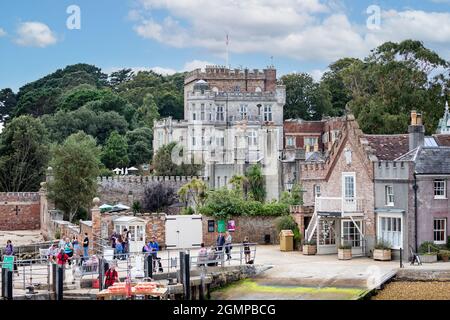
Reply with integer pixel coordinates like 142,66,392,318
310,69,328,82
15,22,57,48
131,1,450,64
104,60,213,76
0,28,6,37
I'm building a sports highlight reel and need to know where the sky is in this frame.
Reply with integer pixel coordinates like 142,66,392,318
0,0,450,92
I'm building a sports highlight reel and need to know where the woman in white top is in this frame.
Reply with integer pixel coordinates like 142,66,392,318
225,231,232,261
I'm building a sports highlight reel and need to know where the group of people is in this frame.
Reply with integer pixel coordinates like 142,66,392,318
197,232,252,266
47,233,89,267
110,228,131,260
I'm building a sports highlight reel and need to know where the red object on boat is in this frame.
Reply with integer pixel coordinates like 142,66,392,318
92,279,99,289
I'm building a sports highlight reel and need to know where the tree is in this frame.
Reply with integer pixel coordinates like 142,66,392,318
132,93,160,129
0,88,17,123
142,183,176,213
101,131,129,169
126,127,153,166
47,132,101,222
229,175,249,198
0,116,49,192
178,178,208,213
109,69,134,89
245,165,266,202
281,73,332,120
341,40,450,134
152,142,201,176
321,58,361,116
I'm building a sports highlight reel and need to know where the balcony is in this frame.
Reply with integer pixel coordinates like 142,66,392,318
228,115,262,123
315,197,365,217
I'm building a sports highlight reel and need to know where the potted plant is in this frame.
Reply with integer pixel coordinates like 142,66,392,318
418,241,439,263
302,240,317,255
338,243,352,260
439,250,450,262
373,239,392,261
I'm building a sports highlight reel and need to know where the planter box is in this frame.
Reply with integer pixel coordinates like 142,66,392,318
338,249,352,260
302,245,317,255
419,254,438,263
373,249,392,261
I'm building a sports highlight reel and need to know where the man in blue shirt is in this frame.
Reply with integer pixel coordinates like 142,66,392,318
148,236,160,272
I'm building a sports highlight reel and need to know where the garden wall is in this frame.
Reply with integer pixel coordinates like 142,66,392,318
202,216,279,247
0,193,41,230
96,176,210,207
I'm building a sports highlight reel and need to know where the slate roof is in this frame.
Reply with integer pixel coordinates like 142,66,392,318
433,134,450,147
415,147,450,174
364,134,409,160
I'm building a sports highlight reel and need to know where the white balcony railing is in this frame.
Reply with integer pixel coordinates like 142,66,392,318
315,197,365,216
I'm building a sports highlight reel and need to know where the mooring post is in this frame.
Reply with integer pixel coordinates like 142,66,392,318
178,251,185,285
6,270,13,300
1,268,7,298
184,253,191,300
52,263,57,293
145,254,153,279
56,266,64,300
400,248,404,268
98,258,105,291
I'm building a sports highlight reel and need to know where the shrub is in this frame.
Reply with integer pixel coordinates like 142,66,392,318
303,240,316,246
339,243,352,250
439,250,450,258
275,215,301,246
181,207,195,215
418,241,440,254
142,182,176,213
374,239,392,250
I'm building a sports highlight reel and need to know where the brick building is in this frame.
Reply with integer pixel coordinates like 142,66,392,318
0,193,41,231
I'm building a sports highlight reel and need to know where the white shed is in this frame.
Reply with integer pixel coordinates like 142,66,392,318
113,216,146,253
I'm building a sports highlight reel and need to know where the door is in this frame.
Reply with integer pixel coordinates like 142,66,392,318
341,219,363,255
342,173,356,212
165,215,203,249
128,225,145,253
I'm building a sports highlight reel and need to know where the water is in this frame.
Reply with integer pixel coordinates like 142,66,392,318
211,279,367,300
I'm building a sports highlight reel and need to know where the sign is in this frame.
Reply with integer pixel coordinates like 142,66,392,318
227,220,236,232
2,256,14,271
217,220,226,233
208,220,215,233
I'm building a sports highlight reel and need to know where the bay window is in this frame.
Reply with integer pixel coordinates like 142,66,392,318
377,215,402,249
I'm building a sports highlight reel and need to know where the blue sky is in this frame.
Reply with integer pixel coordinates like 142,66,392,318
0,0,449,92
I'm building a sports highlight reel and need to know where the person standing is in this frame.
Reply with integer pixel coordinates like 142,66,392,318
216,232,225,254
104,265,119,289
243,236,251,264
224,231,232,261
57,249,69,266
122,228,130,254
197,243,208,267
4,240,14,256
83,233,89,261
149,236,160,272
63,237,74,266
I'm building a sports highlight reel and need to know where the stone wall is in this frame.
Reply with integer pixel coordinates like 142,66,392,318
96,176,209,207
202,216,279,247
0,193,41,230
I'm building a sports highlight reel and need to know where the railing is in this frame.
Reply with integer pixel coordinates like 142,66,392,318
315,197,365,216
228,115,262,122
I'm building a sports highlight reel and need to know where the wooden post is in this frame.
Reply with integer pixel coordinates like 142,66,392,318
6,270,13,300
145,255,153,279
98,258,105,291
183,253,191,300
56,266,63,300
1,268,7,298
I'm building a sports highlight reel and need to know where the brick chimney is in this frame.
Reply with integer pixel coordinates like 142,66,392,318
409,110,424,151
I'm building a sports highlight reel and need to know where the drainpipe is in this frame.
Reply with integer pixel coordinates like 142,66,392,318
413,173,418,252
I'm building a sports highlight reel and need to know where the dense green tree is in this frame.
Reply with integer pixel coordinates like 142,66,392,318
281,73,332,120
342,40,449,134
0,116,49,192
245,164,266,202
109,69,134,89
47,132,101,222
178,178,208,212
101,131,129,169
321,58,361,116
0,88,17,123
132,93,160,129
152,142,201,176
126,127,153,166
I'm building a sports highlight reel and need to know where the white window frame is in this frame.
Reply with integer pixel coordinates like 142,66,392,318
264,105,272,122
200,104,205,121
239,104,248,119
314,184,321,198
341,219,363,248
216,105,224,121
248,131,257,146
304,137,319,149
434,218,447,245
377,213,403,249
342,172,356,212
286,136,295,147
434,179,447,199
319,220,336,246
385,185,394,206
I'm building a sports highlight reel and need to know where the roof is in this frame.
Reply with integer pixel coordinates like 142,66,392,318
414,147,450,174
433,134,450,147
284,120,325,134
364,134,409,160
113,216,146,224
